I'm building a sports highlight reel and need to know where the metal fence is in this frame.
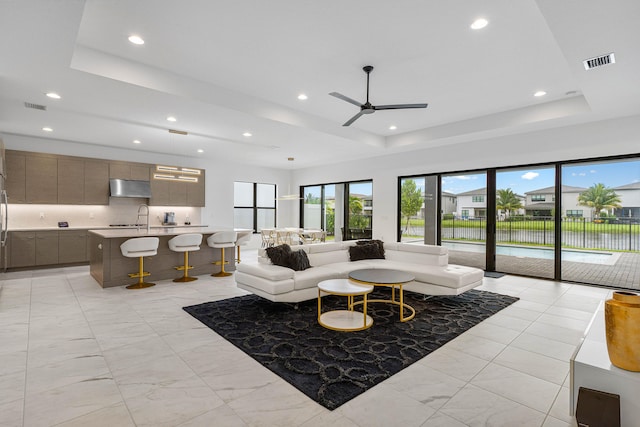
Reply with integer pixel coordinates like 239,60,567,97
441,216,639,251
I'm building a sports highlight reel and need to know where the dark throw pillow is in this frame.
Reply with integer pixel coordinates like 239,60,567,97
349,242,385,261
356,239,385,257
265,244,292,267
288,250,311,271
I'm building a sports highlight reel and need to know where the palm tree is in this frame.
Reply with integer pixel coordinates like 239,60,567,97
496,188,522,219
578,183,622,219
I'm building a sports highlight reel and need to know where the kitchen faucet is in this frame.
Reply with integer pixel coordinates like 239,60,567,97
137,204,150,232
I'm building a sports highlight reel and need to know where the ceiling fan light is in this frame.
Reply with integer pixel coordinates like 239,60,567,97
471,18,488,30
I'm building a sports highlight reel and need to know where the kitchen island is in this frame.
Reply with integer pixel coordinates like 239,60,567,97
89,227,250,288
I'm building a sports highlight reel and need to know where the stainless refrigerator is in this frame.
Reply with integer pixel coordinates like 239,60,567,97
0,137,7,271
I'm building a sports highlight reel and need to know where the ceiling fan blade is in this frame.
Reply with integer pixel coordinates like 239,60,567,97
343,111,365,126
374,103,429,110
329,92,363,107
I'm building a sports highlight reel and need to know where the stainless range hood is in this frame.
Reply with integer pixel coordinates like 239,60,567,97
109,179,152,198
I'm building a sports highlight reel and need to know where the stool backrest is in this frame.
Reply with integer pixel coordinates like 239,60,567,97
235,231,252,246
169,233,203,250
208,230,237,245
120,237,160,256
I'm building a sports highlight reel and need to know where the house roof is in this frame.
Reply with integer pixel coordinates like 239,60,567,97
526,185,587,194
613,182,640,190
456,187,487,196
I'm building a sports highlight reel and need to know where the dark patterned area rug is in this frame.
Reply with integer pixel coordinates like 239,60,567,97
183,289,518,410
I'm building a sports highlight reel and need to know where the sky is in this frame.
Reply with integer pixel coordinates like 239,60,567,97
439,159,640,195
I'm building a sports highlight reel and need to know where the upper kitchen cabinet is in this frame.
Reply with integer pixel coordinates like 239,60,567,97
187,169,205,207
149,165,205,207
5,151,26,203
26,154,57,203
58,157,84,204
84,159,109,204
109,161,150,181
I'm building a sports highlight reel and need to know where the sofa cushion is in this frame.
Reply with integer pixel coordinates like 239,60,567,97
292,266,338,290
349,242,384,261
235,272,295,295
308,250,349,267
288,249,311,271
265,244,291,267
236,263,294,281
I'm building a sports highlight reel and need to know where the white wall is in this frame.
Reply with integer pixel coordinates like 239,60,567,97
2,134,292,228
292,115,640,242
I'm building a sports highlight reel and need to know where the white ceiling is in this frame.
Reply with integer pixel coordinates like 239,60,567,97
1,0,639,169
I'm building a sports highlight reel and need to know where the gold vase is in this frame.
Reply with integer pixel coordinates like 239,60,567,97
604,291,640,372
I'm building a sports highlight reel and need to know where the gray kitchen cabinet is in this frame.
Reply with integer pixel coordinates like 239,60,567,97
130,165,150,181
169,180,188,206
9,231,36,268
186,170,205,207
35,231,59,266
58,158,85,204
149,178,170,206
59,230,87,263
109,162,131,179
26,155,58,203
5,151,26,203
84,159,110,204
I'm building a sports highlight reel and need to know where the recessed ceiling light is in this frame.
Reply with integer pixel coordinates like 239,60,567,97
243,132,252,137
197,149,204,153
128,35,145,45
167,116,177,122
133,140,141,144
46,92,61,99
297,94,308,100
389,125,397,130
471,18,488,30
534,90,547,97
42,127,53,132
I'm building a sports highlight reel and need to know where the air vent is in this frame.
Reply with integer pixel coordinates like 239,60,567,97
583,53,615,70
168,129,188,135
24,102,47,111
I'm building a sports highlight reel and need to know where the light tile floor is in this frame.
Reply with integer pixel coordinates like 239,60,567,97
1,249,620,426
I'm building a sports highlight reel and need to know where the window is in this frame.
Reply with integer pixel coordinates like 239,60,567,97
531,194,546,201
472,195,484,203
234,182,276,232
566,210,583,218
301,180,372,241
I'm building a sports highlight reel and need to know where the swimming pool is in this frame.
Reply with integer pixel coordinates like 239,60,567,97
443,242,618,265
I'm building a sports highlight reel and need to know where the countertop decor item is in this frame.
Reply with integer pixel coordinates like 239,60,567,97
604,291,640,372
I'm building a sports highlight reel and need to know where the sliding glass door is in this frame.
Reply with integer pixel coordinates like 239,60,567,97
440,172,487,270
495,166,556,279
561,158,640,287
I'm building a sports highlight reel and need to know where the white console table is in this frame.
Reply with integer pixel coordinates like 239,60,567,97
570,300,640,424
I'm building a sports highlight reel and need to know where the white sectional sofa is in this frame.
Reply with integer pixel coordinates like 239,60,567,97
235,241,484,303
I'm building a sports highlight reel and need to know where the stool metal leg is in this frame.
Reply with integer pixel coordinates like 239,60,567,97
212,247,232,277
126,256,156,289
174,251,197,282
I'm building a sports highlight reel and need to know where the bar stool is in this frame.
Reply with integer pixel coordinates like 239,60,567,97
120,237,160,289
168,233,203,282
235,231,252,264
207,231,237,277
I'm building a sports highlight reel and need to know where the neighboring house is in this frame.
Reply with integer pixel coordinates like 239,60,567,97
440,191,457,217
455,187,487,219
612,182,640,218
524,185,586,218
454,188,525,219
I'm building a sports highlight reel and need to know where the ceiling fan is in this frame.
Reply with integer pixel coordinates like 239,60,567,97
330,65,428,126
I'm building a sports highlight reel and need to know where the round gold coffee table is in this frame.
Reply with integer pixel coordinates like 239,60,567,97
349,268,416,322
317,279,374,331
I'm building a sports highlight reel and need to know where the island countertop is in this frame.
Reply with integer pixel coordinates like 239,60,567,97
88,227,251,239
